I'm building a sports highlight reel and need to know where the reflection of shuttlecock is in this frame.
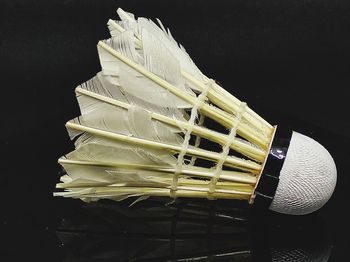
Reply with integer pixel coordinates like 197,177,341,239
56,200,332,261
55,8,337,215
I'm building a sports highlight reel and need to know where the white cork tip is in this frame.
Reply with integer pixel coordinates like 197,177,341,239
269,131,337,215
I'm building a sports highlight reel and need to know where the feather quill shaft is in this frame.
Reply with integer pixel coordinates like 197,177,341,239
55,187,252,201
66,121,261,172
58,158,257,184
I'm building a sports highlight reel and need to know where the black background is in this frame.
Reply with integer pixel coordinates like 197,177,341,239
1,0,350,261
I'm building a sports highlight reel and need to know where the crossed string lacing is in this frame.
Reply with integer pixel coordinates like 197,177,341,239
170,79,247,199
208,101,246,197
188,113,205,166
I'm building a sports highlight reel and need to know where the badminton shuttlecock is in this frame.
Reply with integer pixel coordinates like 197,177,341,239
55,8,337,215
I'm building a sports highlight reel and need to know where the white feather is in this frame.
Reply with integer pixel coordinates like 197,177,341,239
57,163,172,187
115,8,205,84
98,35,192,109
67,135,177,166
78,73,188,122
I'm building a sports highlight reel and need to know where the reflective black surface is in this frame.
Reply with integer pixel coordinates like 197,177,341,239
1,0,350,261
56,200,332,261
253,126,292,208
